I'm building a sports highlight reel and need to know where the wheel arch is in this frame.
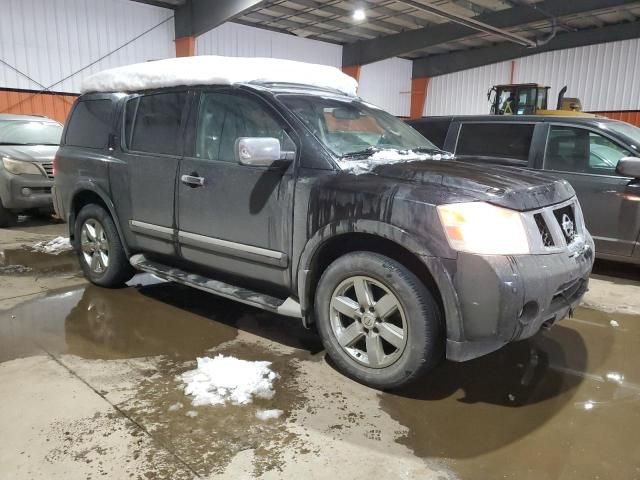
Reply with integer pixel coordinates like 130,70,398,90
68,182,130,256
297,220,459,332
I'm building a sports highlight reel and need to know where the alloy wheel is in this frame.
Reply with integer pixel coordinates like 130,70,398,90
329,275,408,368
80,218,109,274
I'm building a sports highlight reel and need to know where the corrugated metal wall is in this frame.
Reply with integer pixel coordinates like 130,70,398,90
0,0,175,93
424,61,512,116
196,22,342,67
424,38,640,117
0,0,174,122
359,58,412,116
514,38,640,112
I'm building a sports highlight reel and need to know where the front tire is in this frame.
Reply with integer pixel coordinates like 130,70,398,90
314,251,443,390
74,204,134,287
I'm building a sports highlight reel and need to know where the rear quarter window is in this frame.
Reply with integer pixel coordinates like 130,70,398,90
456,123,534,162
65,99,113,149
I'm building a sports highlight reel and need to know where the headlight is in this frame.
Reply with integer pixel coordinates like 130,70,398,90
437,202,530,255
1,157,43,176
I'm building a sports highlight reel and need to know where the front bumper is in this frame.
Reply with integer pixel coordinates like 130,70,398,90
445,233,595,362
0,169,54,211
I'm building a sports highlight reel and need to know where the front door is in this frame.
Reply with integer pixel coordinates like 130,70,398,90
176,89,297,289
543,124,640,257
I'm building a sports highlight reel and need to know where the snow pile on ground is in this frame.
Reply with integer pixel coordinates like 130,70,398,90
181,355,278,406
32,236,72,255
339,149,454,175
255,409,283,421
82,56,358,96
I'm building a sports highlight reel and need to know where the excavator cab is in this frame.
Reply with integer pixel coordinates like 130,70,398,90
488,83,550,115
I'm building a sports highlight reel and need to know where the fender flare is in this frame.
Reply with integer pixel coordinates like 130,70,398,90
68,180,130,257
295,219,462,338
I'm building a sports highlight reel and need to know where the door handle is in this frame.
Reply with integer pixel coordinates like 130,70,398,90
181,174,206,188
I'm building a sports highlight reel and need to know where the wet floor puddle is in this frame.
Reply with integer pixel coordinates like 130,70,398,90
0,280,321,476
2,279,639,478
379,307,640,480
0,247,80,276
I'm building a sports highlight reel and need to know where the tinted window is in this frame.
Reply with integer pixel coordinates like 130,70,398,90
411,120,450,148
65,99,113,149
456,123,534,161
127,92,186,155
544,125,632,175
196,92,293,162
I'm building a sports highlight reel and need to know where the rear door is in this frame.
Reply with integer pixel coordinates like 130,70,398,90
542,123,640,257
176,88,297,289
117,91,189,256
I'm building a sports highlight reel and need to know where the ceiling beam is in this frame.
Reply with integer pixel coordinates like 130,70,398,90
175,0,267,38
342,0,637,66
412,20,640,78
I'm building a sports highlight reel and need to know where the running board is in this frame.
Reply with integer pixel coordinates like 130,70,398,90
129,254,302,318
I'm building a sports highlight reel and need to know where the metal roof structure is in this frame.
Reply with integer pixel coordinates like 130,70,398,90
132,0,640,76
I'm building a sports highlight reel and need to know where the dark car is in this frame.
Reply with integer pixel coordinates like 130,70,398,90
0,114,62,226
409,115,640,265
53,58,594,389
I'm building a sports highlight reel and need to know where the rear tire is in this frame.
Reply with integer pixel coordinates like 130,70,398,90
0,198,18,228
314,251,443,390
74,204,135,287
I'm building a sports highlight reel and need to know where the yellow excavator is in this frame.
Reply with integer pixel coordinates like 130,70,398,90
488,83,596,117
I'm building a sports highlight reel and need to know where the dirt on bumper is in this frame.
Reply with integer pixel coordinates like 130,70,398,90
447,235,595,361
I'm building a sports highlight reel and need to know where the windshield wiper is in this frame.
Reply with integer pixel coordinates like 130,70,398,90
413,146,450,155
341,146,380,159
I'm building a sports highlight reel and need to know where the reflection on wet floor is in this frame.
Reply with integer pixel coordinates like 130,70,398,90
0,247,80,276
0,273,639,479
381,307,640,480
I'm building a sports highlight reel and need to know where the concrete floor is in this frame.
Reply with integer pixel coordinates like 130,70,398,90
1,217,639,479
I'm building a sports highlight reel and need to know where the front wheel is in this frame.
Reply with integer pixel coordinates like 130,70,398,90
314,251,443,390
74,204,135,287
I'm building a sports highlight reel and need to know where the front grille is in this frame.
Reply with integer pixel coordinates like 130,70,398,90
534,213,554,247
41,162,54,179
553,205,577,245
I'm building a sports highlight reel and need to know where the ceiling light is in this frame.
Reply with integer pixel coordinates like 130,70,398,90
353,9,366,21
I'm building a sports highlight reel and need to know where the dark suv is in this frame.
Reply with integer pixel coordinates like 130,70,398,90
409,115,640,265
53,66,594,388
0,114,62,226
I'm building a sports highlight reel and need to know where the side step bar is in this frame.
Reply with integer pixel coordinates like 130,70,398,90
129,254,302,318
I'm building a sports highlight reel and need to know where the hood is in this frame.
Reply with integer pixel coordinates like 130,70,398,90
0,145,58,163
370,160,575,211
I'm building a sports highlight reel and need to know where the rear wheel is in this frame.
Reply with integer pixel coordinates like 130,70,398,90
314,251,443,390
0,198,18,228
74,204,134,287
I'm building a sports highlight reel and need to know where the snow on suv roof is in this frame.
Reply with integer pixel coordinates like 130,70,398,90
81,56,358,96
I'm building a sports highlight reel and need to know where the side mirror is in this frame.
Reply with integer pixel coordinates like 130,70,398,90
236,137,282,167
617,156,640,178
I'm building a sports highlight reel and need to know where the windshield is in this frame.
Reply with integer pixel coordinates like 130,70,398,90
605,121,640,151
278,95,438,157
0,120,63,146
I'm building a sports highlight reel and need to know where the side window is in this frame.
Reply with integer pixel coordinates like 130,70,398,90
544,126,631,174
195,92,293,162
65,99,113,149
456,123,534,162
412,120,449,149
126,92,187,155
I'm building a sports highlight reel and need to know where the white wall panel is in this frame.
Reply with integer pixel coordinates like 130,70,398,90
424,61,512,116
0,0,175,93
196,22,342,68
359,57,412,116
514,38,640,111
